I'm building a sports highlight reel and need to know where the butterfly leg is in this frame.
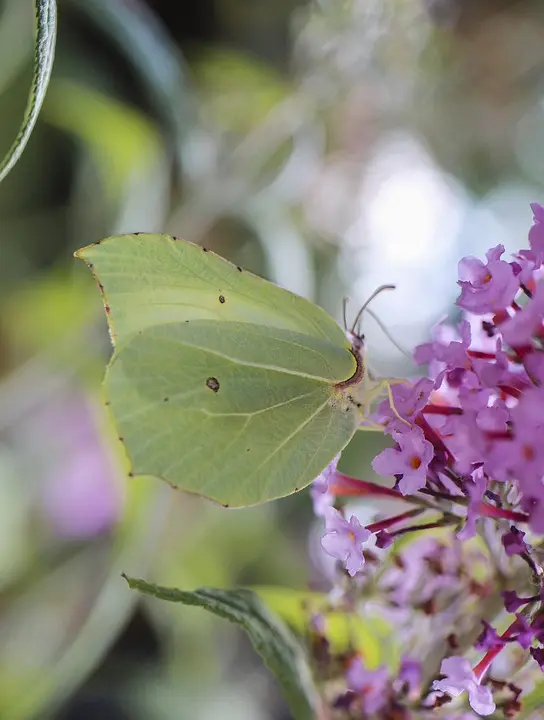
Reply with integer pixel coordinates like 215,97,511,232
357,417,391,433
383,378,412,427
359,377,411,429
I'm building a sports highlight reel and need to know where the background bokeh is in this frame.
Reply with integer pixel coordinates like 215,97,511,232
1,0,544,718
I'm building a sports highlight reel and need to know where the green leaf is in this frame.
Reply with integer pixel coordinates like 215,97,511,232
0,0,57,183
123,576,322,720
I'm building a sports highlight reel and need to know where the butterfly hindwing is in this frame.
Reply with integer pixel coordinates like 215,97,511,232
107,321,361,506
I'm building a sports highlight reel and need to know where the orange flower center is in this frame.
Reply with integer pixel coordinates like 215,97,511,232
410,455,422,470
522,445,535,462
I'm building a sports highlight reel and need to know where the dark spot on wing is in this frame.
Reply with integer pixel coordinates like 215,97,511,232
128,471,134,477
163,397,169,402
202,247,209,252
236,266,242,272
219,295,225,304
206,377,220,392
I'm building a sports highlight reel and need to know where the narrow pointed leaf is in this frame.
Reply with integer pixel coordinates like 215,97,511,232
0,0,57,183
123,575,321,720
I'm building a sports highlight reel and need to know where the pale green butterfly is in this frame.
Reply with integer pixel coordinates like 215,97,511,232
76,234,397,507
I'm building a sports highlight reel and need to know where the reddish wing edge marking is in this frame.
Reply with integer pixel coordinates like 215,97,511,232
333,348,363,390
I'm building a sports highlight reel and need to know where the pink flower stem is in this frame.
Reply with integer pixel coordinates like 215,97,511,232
473,619,518,682
365,508,424,534
467,350,497,360
331,473,439,511
520,283,533,298
497,384,523,400
388,517,455,538
420,487,468,504
421,404,464,416
478,503,529,523
331,473,402,499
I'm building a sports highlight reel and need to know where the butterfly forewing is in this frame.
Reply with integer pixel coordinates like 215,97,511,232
76,234,347,350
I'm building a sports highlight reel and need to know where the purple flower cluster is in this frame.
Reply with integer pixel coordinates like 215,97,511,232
343,655,421,716
310,204,544,717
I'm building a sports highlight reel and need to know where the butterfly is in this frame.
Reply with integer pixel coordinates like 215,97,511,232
76,234,402,507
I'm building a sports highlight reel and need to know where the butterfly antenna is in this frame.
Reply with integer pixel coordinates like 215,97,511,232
342,297,349,331
349,284,396,335
363,306,413,361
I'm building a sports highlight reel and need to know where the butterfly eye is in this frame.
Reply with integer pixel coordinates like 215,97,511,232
345,329,365,353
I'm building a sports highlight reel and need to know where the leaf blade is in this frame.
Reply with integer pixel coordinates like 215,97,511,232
123,576,321,720
0,0,57,183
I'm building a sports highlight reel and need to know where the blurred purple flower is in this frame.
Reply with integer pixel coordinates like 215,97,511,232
501,590,533,613
524,350,544,383
475,621,504,652
314,203,544,715
310,455,339,517
397,657,421,695
529,202,544,266
510,614,535,649
374,377,434,432
433,657,495,716
310,613,325,634
372,427,433,495
40,393,123,538
457,244,519,314
457,468,487,541
321,507,371,576
346,657,389,714
530,646,544,669
501,526,529,557
500,283,544,346
415,320,471,371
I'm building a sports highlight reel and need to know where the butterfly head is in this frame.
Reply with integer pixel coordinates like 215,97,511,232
343,284,396,356
345,326,365,354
